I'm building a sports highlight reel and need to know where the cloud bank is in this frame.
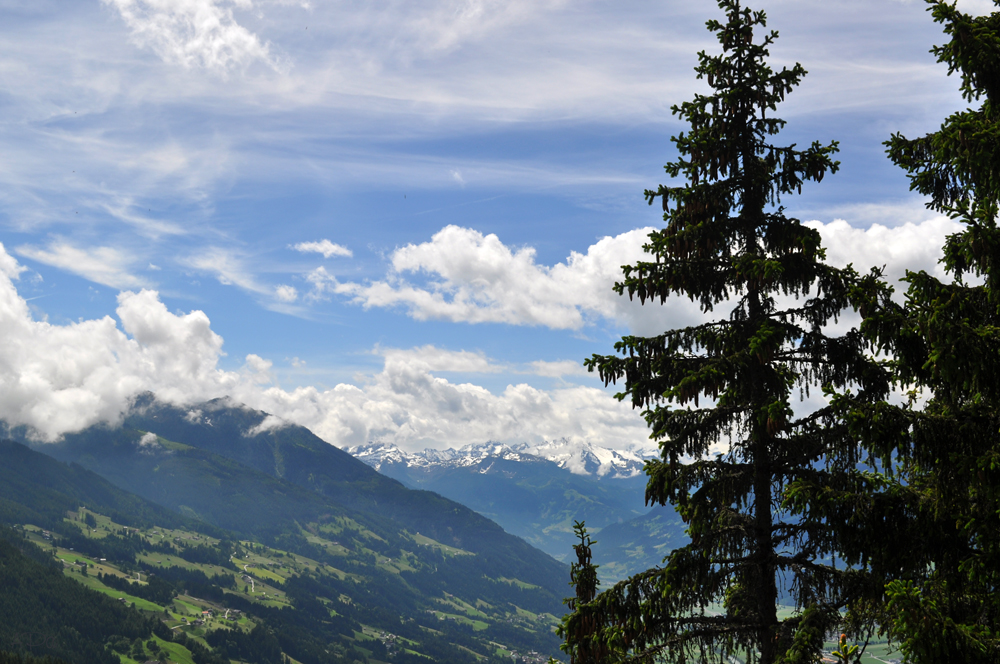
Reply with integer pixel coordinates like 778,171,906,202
0,215,962,449
0,242,646,449
330,217,963,333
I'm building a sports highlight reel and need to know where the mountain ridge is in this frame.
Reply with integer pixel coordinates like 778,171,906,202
350,439,655,480
2,397,573,660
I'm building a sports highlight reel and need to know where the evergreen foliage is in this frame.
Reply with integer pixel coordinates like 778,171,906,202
557,523,604,664
0,527,158,664
793,1,1000,661
0,424,566,662
571,2,887,662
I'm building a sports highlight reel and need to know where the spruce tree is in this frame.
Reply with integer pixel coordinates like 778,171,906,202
567,2,888,662
803,2,1000,661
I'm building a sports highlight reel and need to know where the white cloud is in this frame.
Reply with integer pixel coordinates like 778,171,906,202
292,240,353,259
334,218,962,334
0,258,239,440
526,359,588,378
379,345,503,374
0,243,647,449
102,0,278,71
304,266,346,302
244,362,648,452
244,353,273,373
0,249,27,281
335,224,688,333
0,215,963,452
954,0,997,16
807,216,963,286
100,198,190,239
186,247,268,293
245,413,286,436
136,430,163,453
275,284,298,301
16,241,148,290
404,0,567,53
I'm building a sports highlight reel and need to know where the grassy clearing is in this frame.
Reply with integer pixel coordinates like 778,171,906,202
153,635,196,664
437,594,489,619
411,532,473,556
427,610,489,631
62,567,165,611
497,576,539,590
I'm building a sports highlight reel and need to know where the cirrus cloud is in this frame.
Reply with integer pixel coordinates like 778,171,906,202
102,0,279,71
16,240,149,290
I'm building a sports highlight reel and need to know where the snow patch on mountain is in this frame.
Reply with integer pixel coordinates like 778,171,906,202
349,439,655,479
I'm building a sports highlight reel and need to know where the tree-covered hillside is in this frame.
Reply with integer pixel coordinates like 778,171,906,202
0,437,566,663
0,525,172,664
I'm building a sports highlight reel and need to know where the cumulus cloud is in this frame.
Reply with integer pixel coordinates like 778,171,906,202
275,284,298,302
103,0,278,71
0,242,647,449
138,431,158,447
953,0,997,16
245,413,286,436
16,241,148,290
807,216,963,286
0,251,27,281
292,240,352,259
332,218,961,335
334,224,694,334
303,266,345,302
243,353,273,380
0,257,239,440
0,215,963,449
244,364,649,452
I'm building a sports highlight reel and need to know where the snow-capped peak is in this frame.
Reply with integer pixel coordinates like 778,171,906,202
348,442,412,471
523,439,653,478
348,439,655,479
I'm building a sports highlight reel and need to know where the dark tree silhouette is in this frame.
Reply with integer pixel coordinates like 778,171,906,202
565,2,887,662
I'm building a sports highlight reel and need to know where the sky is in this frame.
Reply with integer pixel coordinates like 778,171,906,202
0,0,990,451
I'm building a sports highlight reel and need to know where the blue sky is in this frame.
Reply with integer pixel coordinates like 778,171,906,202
0,0,988,449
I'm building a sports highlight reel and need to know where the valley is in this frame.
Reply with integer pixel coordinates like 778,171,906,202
0,399,572,664
350,441,690,582
15,505,557,664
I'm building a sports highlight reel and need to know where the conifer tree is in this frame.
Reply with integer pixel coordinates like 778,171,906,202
800,2,1000,661
567,2,888,662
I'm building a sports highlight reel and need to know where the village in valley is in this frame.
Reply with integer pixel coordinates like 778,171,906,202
17,505,560,664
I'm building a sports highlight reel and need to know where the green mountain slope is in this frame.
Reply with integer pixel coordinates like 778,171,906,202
0,525,175,664
0,439,217,536
115,395,568,588
123,396,525,548
0,439,567,661
589,506,689,583
26,402,567,598
369,451,651,562
3,407,571,660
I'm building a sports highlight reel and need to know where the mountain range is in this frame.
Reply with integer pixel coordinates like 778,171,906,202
349,441,688,582
351,440,652,479
0,394,573,663
0,392,693,664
